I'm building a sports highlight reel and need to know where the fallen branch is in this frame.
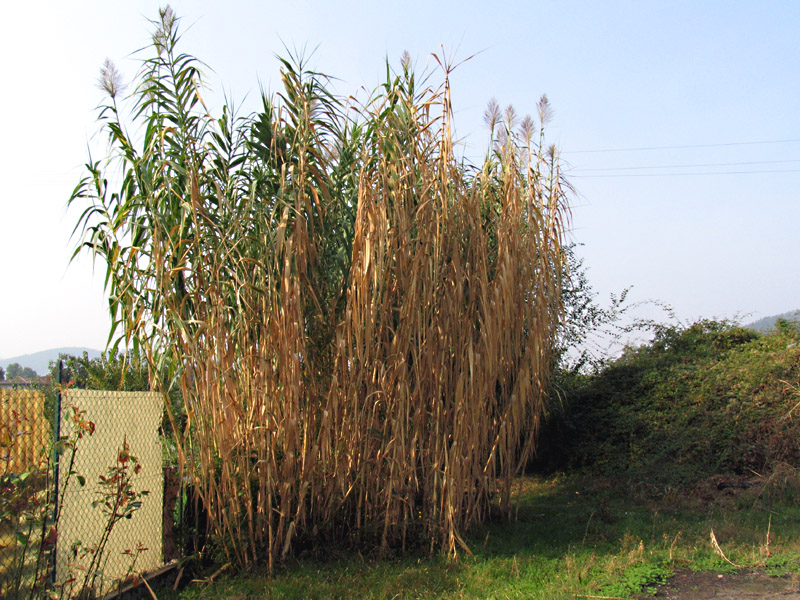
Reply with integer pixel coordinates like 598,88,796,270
192,562,230,586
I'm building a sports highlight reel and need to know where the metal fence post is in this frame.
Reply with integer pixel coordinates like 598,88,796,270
51,359,62,586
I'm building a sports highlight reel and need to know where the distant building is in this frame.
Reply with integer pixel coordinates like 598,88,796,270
0,375,52,389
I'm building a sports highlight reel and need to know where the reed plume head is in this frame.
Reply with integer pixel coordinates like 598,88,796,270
98,59,124,99
484,97,501,134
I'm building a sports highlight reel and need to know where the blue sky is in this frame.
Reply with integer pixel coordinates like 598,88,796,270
2,0,799,358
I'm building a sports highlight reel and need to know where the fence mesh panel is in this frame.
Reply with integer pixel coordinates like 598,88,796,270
1,388,168,598
0,389,51,473
56,389,164,596
1,389,52,597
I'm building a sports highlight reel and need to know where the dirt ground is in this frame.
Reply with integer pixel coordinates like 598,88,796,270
643,568,800,599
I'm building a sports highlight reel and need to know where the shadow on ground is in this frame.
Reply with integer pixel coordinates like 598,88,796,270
645,569,800,599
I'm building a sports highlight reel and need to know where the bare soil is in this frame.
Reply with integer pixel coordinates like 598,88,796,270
643,569,800,599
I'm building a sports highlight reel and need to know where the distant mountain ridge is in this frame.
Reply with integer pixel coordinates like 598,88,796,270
746,309,800,333
0,347,102,377
3,312,796,375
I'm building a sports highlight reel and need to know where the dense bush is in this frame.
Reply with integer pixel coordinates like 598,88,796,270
48,351,150,392
532,320,800,491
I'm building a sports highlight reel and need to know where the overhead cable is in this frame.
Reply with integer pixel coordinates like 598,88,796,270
564,138,800,154
573,159,800,172
572,168,800,178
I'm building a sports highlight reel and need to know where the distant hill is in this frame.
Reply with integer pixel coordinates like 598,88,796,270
746,309,800,333
0,347,102,377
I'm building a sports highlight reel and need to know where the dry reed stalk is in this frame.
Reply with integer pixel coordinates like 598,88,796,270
330,65,568,555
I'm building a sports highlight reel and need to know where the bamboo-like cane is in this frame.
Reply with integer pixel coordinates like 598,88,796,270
70,8,570,571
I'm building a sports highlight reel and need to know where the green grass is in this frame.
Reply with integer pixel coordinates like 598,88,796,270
150,321,800,599
155,476,800,600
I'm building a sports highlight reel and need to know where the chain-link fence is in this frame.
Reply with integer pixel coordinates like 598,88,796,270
1,387,170,598
0,389,51,473
57,389,164,596
1,389,52,597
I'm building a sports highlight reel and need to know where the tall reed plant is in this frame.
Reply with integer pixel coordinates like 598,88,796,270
70,7,570,570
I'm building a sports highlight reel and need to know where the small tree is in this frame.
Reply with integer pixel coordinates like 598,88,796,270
774,317,800,339
6,363,38,379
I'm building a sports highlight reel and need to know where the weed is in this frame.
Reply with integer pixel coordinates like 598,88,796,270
600,561,670,598
62,438,150,598
150,475,800,600
764,553,800,577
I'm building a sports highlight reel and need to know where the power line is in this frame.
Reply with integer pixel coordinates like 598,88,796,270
572,168,800,178
564,138,800,154
572,159,800,172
